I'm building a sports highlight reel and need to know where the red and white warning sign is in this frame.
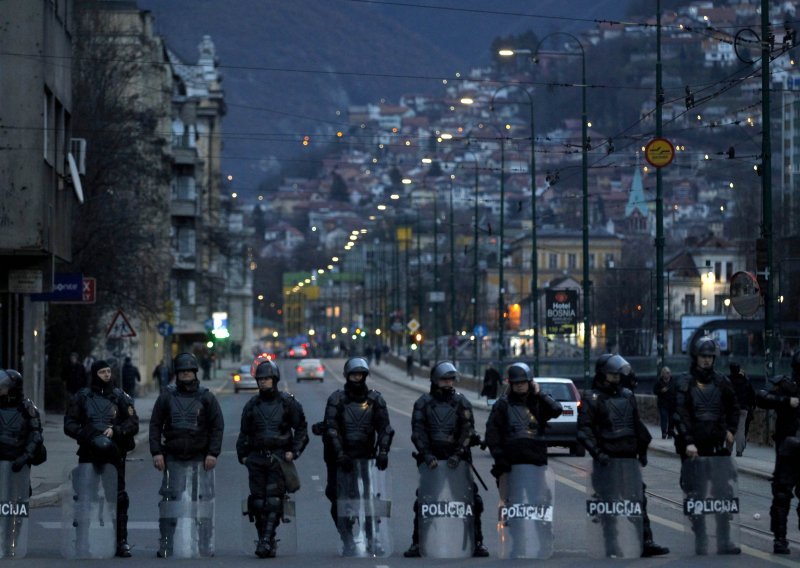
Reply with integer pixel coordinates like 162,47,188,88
106,309,137,338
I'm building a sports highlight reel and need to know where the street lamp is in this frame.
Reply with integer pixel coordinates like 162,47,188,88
509,33,588,385
488,84,539,375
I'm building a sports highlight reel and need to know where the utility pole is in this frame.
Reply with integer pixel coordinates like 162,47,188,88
761,0,775,380
655,0,666,371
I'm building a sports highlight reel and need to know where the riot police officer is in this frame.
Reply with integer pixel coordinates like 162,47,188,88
578,354,669,557
756,350,800,554
149,353,224,558
323,357,394,554
485,362,562,474
64,360,138,557
0,369,45,473
674,336,740,555
403,361,488,558
237,360,308,558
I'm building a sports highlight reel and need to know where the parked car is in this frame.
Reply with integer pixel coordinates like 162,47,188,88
232,363,258,394
295,358,324,382
535,377,585,457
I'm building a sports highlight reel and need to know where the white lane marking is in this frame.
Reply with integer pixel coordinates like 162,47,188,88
555,473,792,564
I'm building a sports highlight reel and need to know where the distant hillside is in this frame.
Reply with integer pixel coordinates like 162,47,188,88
137,0,633,193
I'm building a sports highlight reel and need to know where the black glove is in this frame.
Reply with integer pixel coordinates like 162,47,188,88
447,454,461,469
490,461,511,479
596,453,611,467
336,454,353,472
638,453,648,467
11,455,28,473
311,421,325,436
424,454,438,469
376,452,389,471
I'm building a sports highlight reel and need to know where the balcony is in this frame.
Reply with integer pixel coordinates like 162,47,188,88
171,251,196,270
171,200,198,217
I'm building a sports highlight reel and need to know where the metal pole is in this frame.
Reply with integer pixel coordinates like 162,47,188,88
499,135,506,373
433,182,440,362
761,0,775,380
580,47,590,388
449,176,456,360
472,157,480,377
655,0,666,372
416,209,423,366
528,94,539,376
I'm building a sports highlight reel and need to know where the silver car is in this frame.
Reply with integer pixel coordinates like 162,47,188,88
232,363,257,393
295,358,324,382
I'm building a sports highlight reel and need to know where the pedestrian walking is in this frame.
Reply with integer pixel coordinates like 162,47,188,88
152,358,171,392
728,362,755,457
63,352,87,396
480,364,500,400
406,353,414,379
652,367,675,439
121,357,140,398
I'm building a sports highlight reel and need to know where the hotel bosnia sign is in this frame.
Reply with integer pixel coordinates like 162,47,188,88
545,289,578,335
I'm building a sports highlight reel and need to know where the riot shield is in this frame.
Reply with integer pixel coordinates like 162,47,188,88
0,462,30,559
61,462,117,559
681,455,740,555
417,461,474,558
158,460,215,558
336,459,392,557
585,458,644,559
240,493,297,556
497,464,555,559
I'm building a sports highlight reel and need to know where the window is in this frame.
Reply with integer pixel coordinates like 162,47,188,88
549,253,558,269
589,253,596,269
568,254,577,269
685,294,696,314
714,262,722,282
605,253,615,268
726,262,733,282
55,99,65,174
177,228,196,255
43,89,53,163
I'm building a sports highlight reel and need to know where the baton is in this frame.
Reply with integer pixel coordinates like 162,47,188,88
469,461,489,492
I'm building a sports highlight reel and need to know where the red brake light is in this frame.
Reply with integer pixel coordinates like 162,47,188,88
576,400,582,407
296,366,303,373
317,366,324,373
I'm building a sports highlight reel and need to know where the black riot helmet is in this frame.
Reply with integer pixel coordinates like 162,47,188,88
343,357,369,382
174,352,199,374
0,369,23,407
690,336,719,361
603,354,632,376
430,361,458,383
255,360,280,396
507,362,532,383
255,360,280,381
594,353,613,376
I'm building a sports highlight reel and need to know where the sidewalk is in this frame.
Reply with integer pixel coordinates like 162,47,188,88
369,358,776,481
30,362,237,508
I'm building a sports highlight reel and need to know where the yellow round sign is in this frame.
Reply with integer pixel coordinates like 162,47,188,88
644,138,675,168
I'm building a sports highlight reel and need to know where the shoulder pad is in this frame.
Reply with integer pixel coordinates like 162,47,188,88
280,392,296,402
367,389,383,399
22,399,38,417
768,375,789,387
620,387,634,398
416,393,432,405
113,387,133,403
166,384,178,394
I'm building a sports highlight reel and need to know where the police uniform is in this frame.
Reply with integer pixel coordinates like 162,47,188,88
674,338,740,555
578,355,667,557
236,360,308,558
149,353,224,558
404,361,487,558
756,351,800,554
64,360,138,557
323,357,393,554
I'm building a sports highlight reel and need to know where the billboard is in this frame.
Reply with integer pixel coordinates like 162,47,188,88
545,289,578,335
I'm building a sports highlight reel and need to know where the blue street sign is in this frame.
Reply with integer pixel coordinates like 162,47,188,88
473,324,488,338
30,272,83,302
203,318,214,332
157,321,173,337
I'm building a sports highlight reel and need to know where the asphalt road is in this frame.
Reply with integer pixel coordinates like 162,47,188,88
17,358,798,566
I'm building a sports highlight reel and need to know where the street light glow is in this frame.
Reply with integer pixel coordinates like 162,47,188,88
440,133,453,140
421,158,432,164
332,257,339,262
390,194,400,200
377,204,387,210
498,49,515,56
460,97,474,105
327,265,333,270
402,178,412,184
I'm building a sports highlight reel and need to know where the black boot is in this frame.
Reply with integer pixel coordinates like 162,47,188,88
339,519,356,556
156,518,175,558
116,514,132,558
403,543,421,557
255,516,271,558
642,540,669,557
691,517,708,555
774,538,790,555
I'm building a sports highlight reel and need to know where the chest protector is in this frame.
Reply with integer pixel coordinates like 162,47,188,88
425,399,459,448
691,381,722,421
168,391,204,431
0,407,26,452
250,397,288,447
85,392,119,431
600,394,636,440
342,398,375,447
506,402,539,441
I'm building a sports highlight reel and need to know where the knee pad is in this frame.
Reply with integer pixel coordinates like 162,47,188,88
248,496,266,515
265,496,283,514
